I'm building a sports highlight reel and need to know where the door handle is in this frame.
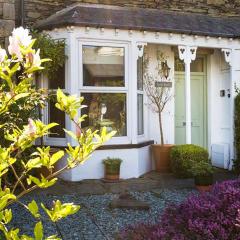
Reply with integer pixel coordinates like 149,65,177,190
182,122,193,126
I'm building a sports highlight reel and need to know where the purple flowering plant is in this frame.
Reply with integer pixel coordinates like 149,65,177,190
119,179,240,240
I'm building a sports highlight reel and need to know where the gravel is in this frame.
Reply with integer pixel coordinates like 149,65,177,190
8,188,196,240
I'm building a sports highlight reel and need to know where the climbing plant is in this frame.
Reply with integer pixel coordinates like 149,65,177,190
32,30,66,80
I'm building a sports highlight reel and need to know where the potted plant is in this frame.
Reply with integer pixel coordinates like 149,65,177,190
191,161,214,192
103,158,122,181
144,50,173,172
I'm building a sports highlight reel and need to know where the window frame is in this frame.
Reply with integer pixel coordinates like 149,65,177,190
42,67,68,147
79,40,131,144
137,56,144,136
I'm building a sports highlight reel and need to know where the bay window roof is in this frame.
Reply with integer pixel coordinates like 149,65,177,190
36,3,240,38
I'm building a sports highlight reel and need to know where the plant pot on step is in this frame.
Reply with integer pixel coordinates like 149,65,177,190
152,144,173,172
103,158,122,181
194,174,213,192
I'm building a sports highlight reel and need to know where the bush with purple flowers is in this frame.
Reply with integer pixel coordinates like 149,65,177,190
119,179,240,240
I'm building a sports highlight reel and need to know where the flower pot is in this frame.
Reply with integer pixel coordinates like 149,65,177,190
194,174,213,192
152,144,173,172
104,163,121,181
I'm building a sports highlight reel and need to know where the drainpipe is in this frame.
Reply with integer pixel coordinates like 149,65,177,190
20,0,25,27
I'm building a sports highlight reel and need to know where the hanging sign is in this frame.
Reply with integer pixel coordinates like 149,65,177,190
155,81,172,88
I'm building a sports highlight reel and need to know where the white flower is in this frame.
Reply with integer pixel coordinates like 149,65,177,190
27,118,37,137
8,27,32,59
0,48,6,63
11,27,32,47
32,49,41,67
8,35,22,59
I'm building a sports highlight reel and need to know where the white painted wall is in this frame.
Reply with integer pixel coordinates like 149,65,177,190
58,146,151,181
145,44,175,145
208,50,231,150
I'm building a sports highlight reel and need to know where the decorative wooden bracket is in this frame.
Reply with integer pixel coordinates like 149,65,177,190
178,45,198,64
137,43,147,59
222,48,232,66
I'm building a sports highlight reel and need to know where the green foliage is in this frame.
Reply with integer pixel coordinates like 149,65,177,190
0,27,115,239
170,144,209,178
190,161,214,177
102,158,122,165
234,90,240,174
32,30,66,80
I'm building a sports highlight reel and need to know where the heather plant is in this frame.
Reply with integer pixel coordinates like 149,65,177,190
0,27,115,239
119,179,240,240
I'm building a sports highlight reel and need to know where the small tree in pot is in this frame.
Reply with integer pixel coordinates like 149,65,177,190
144,50,173,172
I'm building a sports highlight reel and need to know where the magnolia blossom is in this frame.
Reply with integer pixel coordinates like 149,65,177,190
27,118,37,137
0,48,6,63
32,49,41,68
8,27,32,59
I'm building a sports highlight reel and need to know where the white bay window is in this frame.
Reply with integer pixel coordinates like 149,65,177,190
79,43,129,143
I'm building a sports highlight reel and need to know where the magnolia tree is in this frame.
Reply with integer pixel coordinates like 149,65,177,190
0,27,115,239
144,50,172,145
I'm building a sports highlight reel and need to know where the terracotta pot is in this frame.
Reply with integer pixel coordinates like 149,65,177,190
152,144,173,172
195,185,212,192
194,174,213,192
104,164,121,181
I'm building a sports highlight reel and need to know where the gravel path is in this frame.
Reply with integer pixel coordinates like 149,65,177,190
9,188,196,240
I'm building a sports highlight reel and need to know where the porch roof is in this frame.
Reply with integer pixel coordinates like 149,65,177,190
36,3,240,38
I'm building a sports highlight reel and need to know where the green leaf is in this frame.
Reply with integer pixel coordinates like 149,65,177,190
27,200,40,218
0,209,12,224
64,129,77,141
41,200,80,222
27,175,57,188
26,157,42,171
50,150,64,166
34,221,43,240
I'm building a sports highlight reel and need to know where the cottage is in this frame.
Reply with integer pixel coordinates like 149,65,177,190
5,1,240,181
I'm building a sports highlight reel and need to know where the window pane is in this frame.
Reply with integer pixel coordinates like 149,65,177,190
83,46,125,87
175,57,204,72
137,57,143,90
49,65,65,89
49,97,65,138
81,93,127,136
137,94,144,135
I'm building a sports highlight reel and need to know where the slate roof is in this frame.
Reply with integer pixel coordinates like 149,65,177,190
36,3,240,38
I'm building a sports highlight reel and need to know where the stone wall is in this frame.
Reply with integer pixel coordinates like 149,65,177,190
0,0,15,47
15,0,240,27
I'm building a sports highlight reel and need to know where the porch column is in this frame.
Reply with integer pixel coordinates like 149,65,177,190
222,48,240,168
131,41,147,144
178,46,197,144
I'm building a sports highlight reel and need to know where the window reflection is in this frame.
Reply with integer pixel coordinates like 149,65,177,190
81,93,127,136
83,46,125,87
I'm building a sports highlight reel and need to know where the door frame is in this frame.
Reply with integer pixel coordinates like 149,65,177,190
174,55,208,148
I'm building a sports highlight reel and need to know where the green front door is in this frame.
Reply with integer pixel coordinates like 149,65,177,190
175,57,207,148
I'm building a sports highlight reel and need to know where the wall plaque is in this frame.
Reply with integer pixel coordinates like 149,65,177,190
155,81,172,88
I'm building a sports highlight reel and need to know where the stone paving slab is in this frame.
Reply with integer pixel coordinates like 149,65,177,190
36,169,237,196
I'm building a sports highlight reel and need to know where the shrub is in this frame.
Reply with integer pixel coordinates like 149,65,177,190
119,179,240,240
171,144,209,178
